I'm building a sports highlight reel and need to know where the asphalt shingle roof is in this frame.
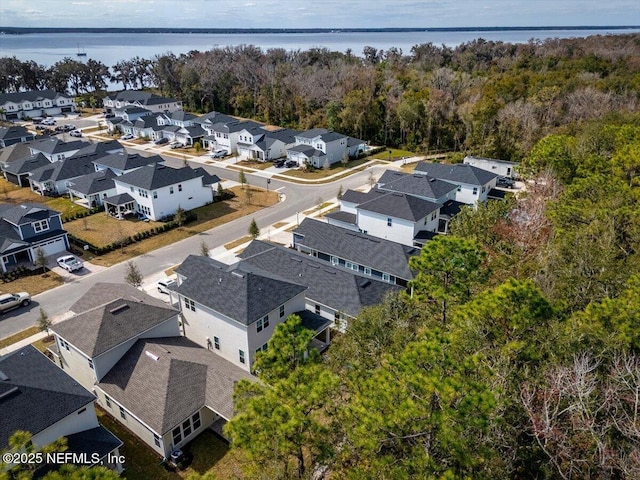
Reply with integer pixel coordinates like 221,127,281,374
2,153,50,175
94,152,164,172
67,169,116,195
414,161,498,186
114,163,208,190
29,155,96,183
29,138,87,156
0,202,58,225
0,126,34,140
97,337,255,433
0,345,95,448
238,241,402,318
65,426,123,461
0,142,33,165
53,284,178,357
377,170,458,201
324,211,357,226
293,218,417,280
0,89,68,105
174,255,307,326
358,190,440,221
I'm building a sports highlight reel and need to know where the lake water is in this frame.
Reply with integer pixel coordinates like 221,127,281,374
1,29,639,67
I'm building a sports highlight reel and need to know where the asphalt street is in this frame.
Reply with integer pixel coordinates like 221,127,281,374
0,150,384,339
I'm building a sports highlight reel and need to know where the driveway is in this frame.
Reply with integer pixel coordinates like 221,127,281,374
46,253,107,280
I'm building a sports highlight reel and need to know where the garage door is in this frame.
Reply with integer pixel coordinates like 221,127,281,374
34,237,67,256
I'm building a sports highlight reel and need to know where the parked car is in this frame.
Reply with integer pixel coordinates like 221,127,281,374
170,142,184,149
32,117,43,124
210,149,227,158
154,137,169,145
69,130,82,137
157,278,176,294
35,125,46,131
55,126,65,132
285,160,298,168
57,255,84,272
0,292,31,314
64,124,75,131
42,117,56,126
273,159,286,168
121,134,134,141
496,176,516,188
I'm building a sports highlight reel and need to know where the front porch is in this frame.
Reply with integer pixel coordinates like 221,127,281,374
103,193,137,220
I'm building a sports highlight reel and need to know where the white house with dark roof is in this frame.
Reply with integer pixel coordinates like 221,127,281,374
67,169,117,208
50,282,254,458
93,152,164,176
28,137,87,162
293,218,418,286
0,345,123,474
287,128,349,168
28,153,98,196
463,155,519,179
103,91,182,115
207,120,262,154
171,255,331,371
2,153,50,187
414,161,498,204
114,105,153,122
238,127,299,162
0,89,76,120
0,203,69,272
0,126,36,147
106,164,219,220
376,170,458,204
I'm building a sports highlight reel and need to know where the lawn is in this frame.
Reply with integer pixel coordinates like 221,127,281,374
224,235,253,250
0,178,82,218
0,326,40,349
83,187,278,267
64,214,164,247
235,160,273,171
1,271,65,296
369,147,416,161
281,157,372,180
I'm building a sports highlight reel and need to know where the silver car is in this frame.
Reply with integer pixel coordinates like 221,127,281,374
57,255,84,272
0,292,31,314
157,278,176,294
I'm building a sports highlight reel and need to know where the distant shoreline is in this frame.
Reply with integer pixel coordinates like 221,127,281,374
1,26,639,35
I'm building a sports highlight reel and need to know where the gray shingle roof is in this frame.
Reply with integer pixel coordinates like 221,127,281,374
195,111,236,125
288,145,324,157
53,284,178,357
114,163,208,190
94,152,163,172
0,345,95,448
377,170,458,201
103,192,135,205
0,126,34,140
69,282,171,314
296,128,329,138
358,190,440,221
174,255,307,325
65,426,123,461
0,221,30,254
324,211,357,226
67,169,116,195
238,241,402,318
73,140,123,157
340,189,385,204
414,161,498,186
118,106,152,115
265,128,299,143
2,153,50,175
0,202,58,225
293,218,417,280
97,337,255,433
29,155,96,183
0,142,33,165
29,138,87,155
0,89,69,105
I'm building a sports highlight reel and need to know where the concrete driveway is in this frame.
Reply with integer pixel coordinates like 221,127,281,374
46,253,107,280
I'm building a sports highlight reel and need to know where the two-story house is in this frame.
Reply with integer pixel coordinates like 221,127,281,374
0,90,76,120
287,129,349,168
0,345,123,474
2,153,50,187
67,169,117,208
0,126,36,147
414,161,498,204
50,282,254,458
28,138,87,162
463,155,520,179
237,127,299,162
93,152,164,176
28,153,97,196
292,218,418,286
103,91,182,115
113,106,153,122
105,163,219,220
0,203,69,272
207,120,262,154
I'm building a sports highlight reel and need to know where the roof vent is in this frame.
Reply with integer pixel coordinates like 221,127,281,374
109,304,129,314
218,278,223,284
429,178,436,182
392,192,404,197
232,271,245,278
0,370,8,381
0,386,20,401
145,351,159,361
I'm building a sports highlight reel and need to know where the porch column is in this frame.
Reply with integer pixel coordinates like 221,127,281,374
324,327,330,345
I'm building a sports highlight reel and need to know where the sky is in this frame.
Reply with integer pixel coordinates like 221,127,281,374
0,0,639,29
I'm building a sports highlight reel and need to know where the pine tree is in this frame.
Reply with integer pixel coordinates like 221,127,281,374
124,260,143,288
248,218,260,239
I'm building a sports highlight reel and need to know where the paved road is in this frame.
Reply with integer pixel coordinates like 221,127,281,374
0,154,384,339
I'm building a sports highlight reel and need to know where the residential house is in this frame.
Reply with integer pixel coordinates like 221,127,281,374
0,142,33,171
238,240,403,326
0,203,69,272
414,161,498,204
326,188,441,247
2,153,50,187
113,105,152,122
93,152,164,176
376,170,458,204
67,169,117,208
287,129,349,168
0,90,76,120
131,114,163,140
103,91,182,115
292,218,418,286
157,111,198,128
237,127,299,162
0,345,123,474
174,125,206,147
28,153,97,196
171,255,330,371
0,126,36,147
105,163,219,220
206,120,262,154
347,136,367,158
463,155,519,179
28,138,87,162
50,282,254,458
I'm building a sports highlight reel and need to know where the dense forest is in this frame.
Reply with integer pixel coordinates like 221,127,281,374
2,34,640,478
1,34,639,159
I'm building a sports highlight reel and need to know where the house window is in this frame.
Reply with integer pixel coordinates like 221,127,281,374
256,343,268,354
431,212,437,221
387,217,392,227
178,184,182,192
32,220,49,233
154,434,161,447
182,419,192,438
119,406,126,420
214,336,220,350
239,350,246,364
315,304,321,315
153,191,158,199
382,273,391,283
364,267,371,276
330,256,339,266
88,359,94,370
77,408,86,415
346,261,358,271
130,186,134,193
105,395,112,408
257,315,269,332
170,186,174,194
183,298,195,312
279,305,285,318
482,186,486,193
172,427,182,445
192,412,201,430
473,187,478,195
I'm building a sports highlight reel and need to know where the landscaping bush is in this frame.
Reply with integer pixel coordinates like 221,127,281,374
62,206,102,223
1,265,40,283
